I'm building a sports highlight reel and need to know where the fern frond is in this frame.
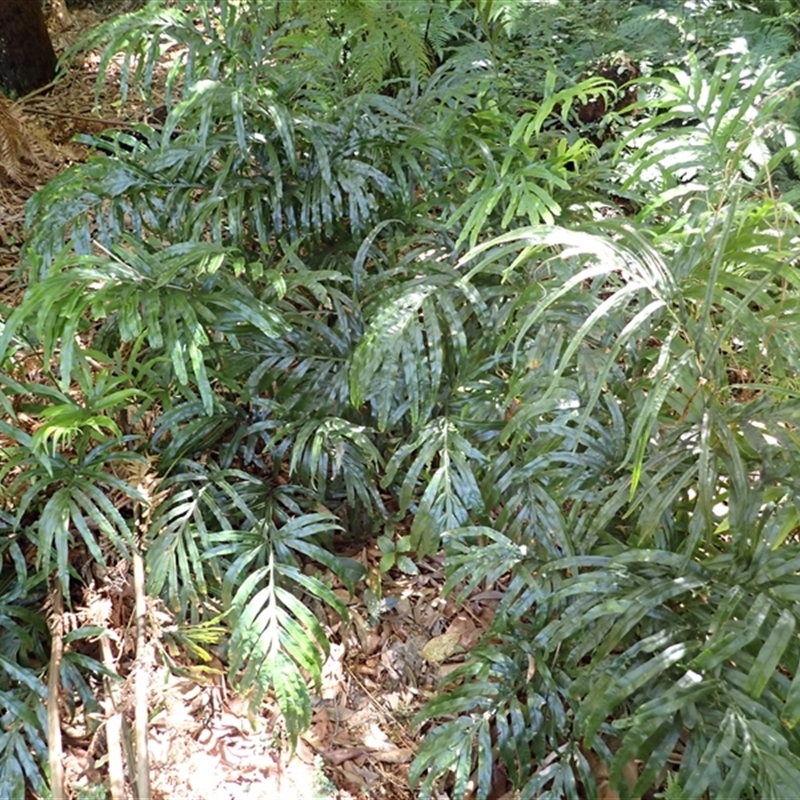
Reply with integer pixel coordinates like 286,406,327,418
0,96,64,186
217,511,350,745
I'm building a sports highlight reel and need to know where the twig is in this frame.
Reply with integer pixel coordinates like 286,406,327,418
11,106,164,131
132,549,151,799
46,580,65,800
100,635,126,800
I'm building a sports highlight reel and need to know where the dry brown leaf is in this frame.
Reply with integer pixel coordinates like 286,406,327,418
324,747,370,766
444,613,482,648
371,747,414,764
294,737,317,765
438,662,464,679
0,96,64,186
580,742,638,800
302,710,330,747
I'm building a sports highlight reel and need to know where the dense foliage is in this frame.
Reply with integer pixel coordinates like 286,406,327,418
4,0,800,797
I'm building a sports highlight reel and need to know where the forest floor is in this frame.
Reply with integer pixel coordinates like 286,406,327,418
0,5,506,799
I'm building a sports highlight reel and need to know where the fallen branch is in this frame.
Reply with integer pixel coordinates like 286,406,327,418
100,634,126,800
46,580,65,800
133,548,151,800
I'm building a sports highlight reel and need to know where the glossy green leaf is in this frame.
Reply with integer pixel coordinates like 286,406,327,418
746,609,795,699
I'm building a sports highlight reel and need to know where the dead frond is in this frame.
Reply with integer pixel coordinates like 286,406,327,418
0,95,66,186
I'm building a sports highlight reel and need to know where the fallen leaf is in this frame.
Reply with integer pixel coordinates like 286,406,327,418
421,632,461,663
325,747,370,766
371,747,413,764
295,737,317,764
438,662,464,679
302,711,329,746
363,722,392,750
446,612,485,650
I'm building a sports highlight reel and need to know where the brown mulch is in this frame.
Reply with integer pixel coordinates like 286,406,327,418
63,540,497,800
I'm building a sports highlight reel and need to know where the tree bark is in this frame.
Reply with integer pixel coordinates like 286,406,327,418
0,0,58,97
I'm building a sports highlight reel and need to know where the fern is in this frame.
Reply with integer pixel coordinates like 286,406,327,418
0,548,51,796
411,47,800,798
656,772,686,800
216,508,354,745
5,2,800,796
290,0,435,88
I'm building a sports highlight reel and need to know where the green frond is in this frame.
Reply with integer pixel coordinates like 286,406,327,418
220,511,349,745
5,1,800,795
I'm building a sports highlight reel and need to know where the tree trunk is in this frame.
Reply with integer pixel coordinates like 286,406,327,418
0,0,58,97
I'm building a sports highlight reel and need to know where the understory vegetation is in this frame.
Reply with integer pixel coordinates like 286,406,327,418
4,0,800,797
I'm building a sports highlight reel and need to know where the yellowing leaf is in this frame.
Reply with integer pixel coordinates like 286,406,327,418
421,632,461,663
